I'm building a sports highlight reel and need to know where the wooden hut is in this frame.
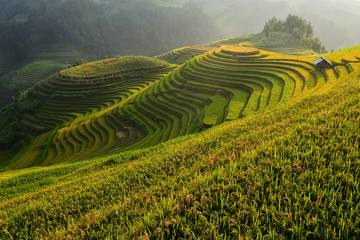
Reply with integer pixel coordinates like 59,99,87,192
314,56,332,69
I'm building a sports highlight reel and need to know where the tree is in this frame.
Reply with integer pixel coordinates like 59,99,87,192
72,59,85,67
305,23,314,38
262,15,327,53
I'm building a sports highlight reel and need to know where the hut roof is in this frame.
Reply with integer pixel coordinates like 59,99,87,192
314,56,332,66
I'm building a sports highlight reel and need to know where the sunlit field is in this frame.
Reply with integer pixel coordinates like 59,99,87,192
0,28,360,238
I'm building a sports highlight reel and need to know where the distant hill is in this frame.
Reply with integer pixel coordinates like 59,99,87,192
157,31,316,66
210,32,316,55
0,0,218,107
194,0,291,37
193,0,360,51
2,0,360,109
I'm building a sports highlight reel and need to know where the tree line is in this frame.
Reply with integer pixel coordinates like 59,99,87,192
263,15,327,53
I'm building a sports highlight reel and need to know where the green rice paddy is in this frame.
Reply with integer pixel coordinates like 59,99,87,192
1,44,360,170
0,37,360,239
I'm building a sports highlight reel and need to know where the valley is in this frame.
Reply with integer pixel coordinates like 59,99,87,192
0,19,359,238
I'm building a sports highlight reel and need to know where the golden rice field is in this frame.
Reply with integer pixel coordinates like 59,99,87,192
1,45,359,170
0,39,360,239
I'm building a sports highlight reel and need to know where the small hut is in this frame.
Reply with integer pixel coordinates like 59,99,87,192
314,56,332,69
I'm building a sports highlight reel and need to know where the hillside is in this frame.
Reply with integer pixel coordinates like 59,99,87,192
0,27,359,237
156,31,316,67
193,0,360,50
0,56,175,169
210,32,315,56
0,0,218,107
3,0,360,109
0,58,359,238
1,40,360,170
1,1,360,236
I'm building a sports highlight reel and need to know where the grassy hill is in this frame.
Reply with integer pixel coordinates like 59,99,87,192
0,56,175,169
0,53,359,238
1,40,360,170
193,0,360,51
0,0,218,108
156,45,218,65
0,37,360,238
156,32,316,66
211,32,315,56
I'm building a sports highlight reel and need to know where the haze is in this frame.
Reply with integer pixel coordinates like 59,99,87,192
1,0,359,107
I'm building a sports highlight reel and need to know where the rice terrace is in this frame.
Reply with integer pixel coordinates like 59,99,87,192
0,8,360,239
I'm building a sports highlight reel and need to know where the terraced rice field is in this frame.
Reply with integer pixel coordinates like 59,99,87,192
211,36,252,47
1,36,360,238
1,77,360,239
2,56,175,169
110,46,360,151
39,51,80,60
211,32,315,56
1,46,360,169
157,45,217,65
13,61,63,89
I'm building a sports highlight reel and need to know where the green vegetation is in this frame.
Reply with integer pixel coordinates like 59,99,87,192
2,43,360,170
211,32,315,56
0,25,360,237
61,56,169,78
194,0,360,51
12,61,64,88
0,61,65,108
203,95,229,126
1,75,360,238
157,45,217,65
0,0,218,107
263,15,327,53
0,56,175,168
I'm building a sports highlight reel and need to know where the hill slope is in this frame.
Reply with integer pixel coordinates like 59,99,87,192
1,43,360,170
0,0,218,107
0,56,175,168
210,32,315,55
156,31,315,66
0,69,359,239
193,0,360,50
